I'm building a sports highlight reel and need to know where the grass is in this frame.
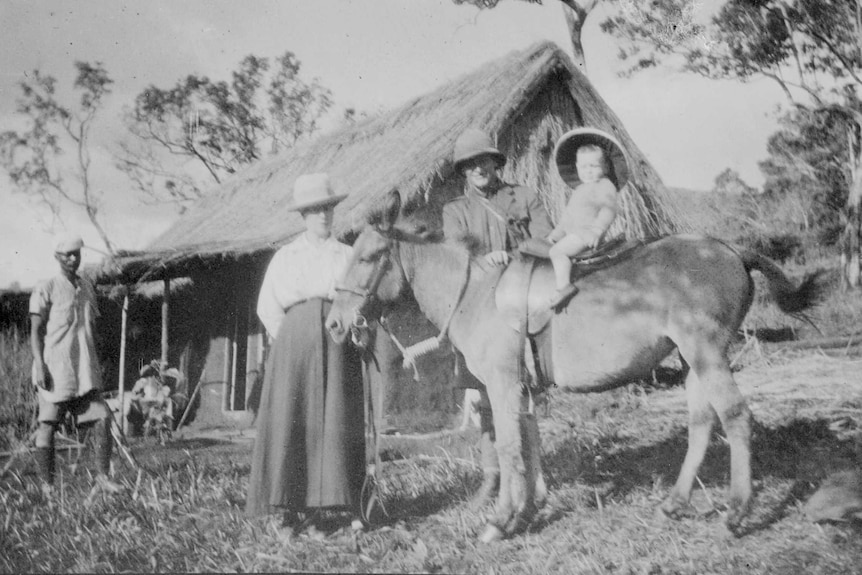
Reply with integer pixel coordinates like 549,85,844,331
1,353,861,573
0,329,36,450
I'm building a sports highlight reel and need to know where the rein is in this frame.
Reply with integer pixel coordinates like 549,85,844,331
338,230,471,380
380,238,470,379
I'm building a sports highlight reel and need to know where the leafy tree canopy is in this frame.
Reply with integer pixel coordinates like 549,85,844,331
117,51,333,211
0,61,116,253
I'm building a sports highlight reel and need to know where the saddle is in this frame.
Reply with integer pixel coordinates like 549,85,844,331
494,237,644,335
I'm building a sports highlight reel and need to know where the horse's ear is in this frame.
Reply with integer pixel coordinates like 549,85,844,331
379,189,402,231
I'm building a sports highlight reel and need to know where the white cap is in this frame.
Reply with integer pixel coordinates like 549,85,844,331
54,234,84,253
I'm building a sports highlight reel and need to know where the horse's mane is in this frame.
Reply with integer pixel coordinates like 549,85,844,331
366,190,480,258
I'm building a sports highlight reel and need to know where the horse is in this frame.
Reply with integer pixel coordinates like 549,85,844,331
325,190,823,542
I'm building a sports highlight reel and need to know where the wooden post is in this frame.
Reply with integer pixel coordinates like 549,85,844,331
161,277,170,366
118,294,129,433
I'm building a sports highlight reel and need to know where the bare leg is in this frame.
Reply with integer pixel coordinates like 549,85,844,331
548,235,590,310
549,234,589,289
549,246,573,290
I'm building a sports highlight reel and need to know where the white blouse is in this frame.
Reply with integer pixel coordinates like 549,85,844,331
256,232,353,338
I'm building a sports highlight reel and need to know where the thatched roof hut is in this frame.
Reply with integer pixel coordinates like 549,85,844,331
111,41,680,284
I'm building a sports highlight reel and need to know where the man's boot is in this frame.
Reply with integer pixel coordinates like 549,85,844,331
94,419,123,493
34,422,56,497
35,446,55,494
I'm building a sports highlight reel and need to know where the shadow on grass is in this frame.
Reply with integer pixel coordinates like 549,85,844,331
374,429,483,525
539,417,859,535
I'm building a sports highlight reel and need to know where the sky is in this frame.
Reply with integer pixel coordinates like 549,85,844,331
0,0,786,289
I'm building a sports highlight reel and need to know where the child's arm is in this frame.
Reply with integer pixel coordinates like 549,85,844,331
586,206,616,248
585,180,619,247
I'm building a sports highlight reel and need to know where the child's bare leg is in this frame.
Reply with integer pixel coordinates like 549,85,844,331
549,246,572,289
548,234,589,310
549,235,588,288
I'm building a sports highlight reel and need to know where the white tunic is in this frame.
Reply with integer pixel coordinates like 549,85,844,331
30,274,102,402
256,233,353,338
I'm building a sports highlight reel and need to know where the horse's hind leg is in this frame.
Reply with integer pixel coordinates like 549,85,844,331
660,369,717,519
674,338,753,530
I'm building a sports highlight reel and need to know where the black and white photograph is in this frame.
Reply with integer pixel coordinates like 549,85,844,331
1,1,861,573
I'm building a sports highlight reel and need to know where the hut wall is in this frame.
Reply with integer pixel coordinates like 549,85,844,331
174,265,261,430
498,70,582,224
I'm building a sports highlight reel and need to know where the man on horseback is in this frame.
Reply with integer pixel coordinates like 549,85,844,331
443,128,554,266
442,128,554,505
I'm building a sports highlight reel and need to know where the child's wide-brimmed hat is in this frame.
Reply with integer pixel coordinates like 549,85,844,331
452,128,507,172
287,173,348,212
554,127,630,190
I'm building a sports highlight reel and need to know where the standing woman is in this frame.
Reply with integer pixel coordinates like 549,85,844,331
246,173,365,533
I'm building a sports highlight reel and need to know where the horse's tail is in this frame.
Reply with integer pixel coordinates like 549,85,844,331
738,248,827,314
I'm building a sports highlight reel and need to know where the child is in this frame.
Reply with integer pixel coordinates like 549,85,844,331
547,128,628,311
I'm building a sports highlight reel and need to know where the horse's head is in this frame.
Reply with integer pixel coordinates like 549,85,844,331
326,189,436,344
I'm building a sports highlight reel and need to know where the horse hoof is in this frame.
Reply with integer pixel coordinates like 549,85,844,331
724,500,751,535
478,524,505,543
656,499,696,521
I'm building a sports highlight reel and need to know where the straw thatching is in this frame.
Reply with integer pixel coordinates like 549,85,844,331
108,41,682,283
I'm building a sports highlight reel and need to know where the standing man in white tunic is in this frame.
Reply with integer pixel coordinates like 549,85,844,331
30,234,122,495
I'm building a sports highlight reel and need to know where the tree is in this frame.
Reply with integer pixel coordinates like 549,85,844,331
759,107,850,243
713,168,757,196
0,62,116,254
456,0,862,287
452,0,700,74
669,0,862,287
117,51,333,210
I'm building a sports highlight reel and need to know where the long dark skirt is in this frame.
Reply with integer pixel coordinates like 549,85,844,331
245,298,365,517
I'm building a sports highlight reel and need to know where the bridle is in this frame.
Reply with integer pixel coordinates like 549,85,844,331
334,227,405,349
334,224,471,368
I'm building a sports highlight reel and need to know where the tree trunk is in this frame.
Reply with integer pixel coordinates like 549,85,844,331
562,2,588,73
842,126,862,289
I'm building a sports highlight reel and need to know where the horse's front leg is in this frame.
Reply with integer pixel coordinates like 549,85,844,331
478,372,536,542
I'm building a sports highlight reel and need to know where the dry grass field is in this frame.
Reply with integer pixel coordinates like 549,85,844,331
1,345,860,574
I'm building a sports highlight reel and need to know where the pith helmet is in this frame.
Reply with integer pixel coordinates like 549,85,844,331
554,127,630,190
452,128,506,172
287,173,348,212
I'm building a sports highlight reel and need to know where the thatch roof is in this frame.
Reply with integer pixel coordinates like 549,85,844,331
110,41,682,283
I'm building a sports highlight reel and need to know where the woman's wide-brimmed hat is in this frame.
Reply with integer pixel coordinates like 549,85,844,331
287,173,348,212
554,127,630,190
452,128,507,172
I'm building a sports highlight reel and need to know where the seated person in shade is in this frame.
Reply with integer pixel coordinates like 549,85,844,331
128,364,173,426
547,128,628,311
